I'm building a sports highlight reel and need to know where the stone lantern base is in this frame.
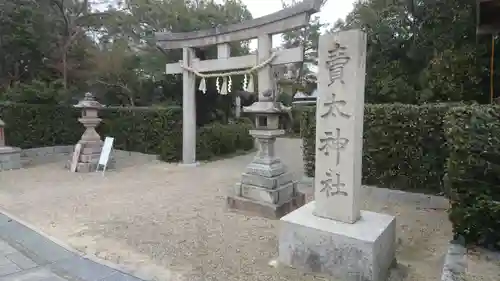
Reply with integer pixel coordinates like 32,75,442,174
0,146,22,171
67,139,115,173
227,129,305,219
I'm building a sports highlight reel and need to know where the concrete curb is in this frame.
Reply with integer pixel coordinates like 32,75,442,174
20,145,159,167
441,241,467,281
0,207,158,281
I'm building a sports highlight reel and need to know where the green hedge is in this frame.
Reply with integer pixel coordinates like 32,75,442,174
0,103,254,162
197,119,254,161
300,105,316,176
300,104,449,193
301,103,500,247
444,105,500,249
1,103,83,148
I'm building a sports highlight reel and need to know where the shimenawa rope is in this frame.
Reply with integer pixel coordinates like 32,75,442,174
178,53,278,95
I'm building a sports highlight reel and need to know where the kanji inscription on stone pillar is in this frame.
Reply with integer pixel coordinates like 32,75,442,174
313,30,367,224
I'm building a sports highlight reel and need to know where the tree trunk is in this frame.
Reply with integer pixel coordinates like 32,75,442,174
62,51,68,90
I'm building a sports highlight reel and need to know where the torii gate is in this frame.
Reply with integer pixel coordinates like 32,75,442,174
155,0,321,165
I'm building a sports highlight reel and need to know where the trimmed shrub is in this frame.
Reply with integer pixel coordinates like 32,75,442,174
301,102,500,248
0,103,253,162
444,105,500,249
300,106,316,177
0,103,82,148
196,119,254,161
300,104,449,193
99,107,183,161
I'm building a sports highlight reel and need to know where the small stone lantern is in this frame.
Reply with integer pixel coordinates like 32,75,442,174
0,118,21,170
227,88,305,219
70,92,105,172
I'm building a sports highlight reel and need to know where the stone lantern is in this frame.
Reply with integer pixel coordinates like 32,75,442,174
0,118,21,171
70,92,105,172
227,88,305,219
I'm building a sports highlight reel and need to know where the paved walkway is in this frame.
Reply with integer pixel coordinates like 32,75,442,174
0,213,145,281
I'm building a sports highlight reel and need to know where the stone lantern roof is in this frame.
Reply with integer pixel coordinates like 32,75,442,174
74,93,104,109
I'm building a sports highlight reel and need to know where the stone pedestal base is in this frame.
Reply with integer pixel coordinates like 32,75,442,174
227,191,305,219
66,157,116,173
279,202,396,281
0,146,21,171
67,141,115,173
229,127,304,219
228,160,306,219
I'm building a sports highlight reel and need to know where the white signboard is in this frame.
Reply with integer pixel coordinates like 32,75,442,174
97,137,114,173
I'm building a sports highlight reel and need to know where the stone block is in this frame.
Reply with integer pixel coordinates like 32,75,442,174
227,191,305,219
241,172,293,189
245,162,286,178
0,147,21,171
239,181,297,205
1,161,21,170
79,153,100,163
80,145,102,155
279,202,396,281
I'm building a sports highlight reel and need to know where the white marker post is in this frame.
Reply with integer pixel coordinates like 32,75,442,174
96,137,114,175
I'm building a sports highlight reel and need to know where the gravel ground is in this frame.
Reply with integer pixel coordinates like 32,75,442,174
462,248,500,281
0,138,455,281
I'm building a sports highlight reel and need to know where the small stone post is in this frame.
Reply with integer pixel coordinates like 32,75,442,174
0,118,21,171
0,119,5,147
70,92,105,172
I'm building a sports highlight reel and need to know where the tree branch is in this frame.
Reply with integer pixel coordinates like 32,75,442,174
51,0,70,36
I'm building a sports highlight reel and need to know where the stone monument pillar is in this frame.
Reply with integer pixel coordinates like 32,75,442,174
227,88,305,219
69,92,106,172
278,30,396,281
0,119,21,171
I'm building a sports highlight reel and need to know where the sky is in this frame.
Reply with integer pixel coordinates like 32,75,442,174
237,0,357,50
96,0,357,50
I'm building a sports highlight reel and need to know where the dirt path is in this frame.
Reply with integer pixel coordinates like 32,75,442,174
0,138,452,281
